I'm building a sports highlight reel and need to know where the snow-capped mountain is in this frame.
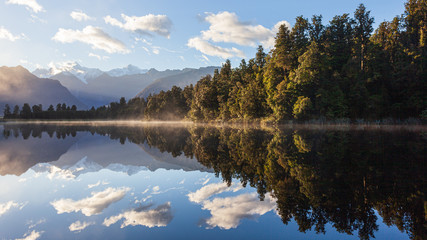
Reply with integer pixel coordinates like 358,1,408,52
107,64,148,77
31,62,218,108
32,62,148,83
33,62,104,83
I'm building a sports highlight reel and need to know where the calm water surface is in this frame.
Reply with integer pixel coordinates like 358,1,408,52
0,123,425,240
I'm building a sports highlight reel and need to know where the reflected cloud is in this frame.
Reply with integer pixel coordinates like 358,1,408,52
87,180,109,189
202,178,210,185
152,186,160,193
15,230,43,240
0,201,25,217
46,165,77,180
51,187,130,216
201,193,276,229
188,182,242,204
103,202,173,228
69,220,95,232
188,183,277,229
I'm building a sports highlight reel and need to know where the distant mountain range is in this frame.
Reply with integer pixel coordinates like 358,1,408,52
32,62,218,107
0,66,86,113
136,66,218,99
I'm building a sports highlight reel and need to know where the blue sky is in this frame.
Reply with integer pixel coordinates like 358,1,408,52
0,0,406,71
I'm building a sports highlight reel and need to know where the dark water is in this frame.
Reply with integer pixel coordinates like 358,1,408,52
0,123,425,240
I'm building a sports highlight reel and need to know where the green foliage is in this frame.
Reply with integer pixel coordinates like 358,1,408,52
293,96,313,120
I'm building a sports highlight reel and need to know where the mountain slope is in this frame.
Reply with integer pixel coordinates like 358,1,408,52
49,68,197,107
136,66,217,99
0,66,86,113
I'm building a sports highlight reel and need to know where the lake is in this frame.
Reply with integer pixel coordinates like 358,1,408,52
0,122,425,240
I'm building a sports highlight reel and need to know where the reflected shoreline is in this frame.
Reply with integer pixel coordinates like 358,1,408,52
1,120,426,132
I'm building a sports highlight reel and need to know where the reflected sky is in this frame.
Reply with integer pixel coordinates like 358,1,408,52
0,123,422,240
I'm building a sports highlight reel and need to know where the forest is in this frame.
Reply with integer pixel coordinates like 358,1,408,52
3,0,426,122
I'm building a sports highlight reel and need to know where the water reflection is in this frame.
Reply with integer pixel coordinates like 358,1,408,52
0,123,425,240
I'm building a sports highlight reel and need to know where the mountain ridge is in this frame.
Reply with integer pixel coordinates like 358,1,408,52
34,64,219,107
0,65,86,113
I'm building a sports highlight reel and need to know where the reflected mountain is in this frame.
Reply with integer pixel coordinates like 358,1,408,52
0,125,82,176
0,124,211,176
0,123,425,240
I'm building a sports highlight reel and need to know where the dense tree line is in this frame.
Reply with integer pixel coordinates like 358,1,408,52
3,1,426,122
3,123,425,239
186,1,426,122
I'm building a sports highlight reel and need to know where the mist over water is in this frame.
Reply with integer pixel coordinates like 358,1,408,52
0,122,424,240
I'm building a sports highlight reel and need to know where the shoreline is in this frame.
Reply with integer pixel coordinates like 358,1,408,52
1,119,426,131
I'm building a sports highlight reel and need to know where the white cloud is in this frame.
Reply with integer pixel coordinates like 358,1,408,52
188,183,277,229
69,221,95,232
188,11,290,58
201,193,277,229
152,47,160,55
142,46,150,54
188,182,242,204
105,14,172,38
51,187,130,216
187,37,245,59
0,201,23,217
52,26,129,54
88,180,102,188
46,165,76,180
202,178,210,185
70,10,95,22
202,55,210,62
27,219,46,229
152,186,160,192
201,11,290,48
6,0,43,13
15,230,43,240
0,26,22,41
88,53,109,61
29,14,46,24
103,203,173,228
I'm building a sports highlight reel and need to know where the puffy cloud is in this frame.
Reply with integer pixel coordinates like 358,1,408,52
69,221,95,232
88,53,109,61
187,37,245,59
46,165,76,180
188,11,290,58
87,180,109,189
201,11,290,48
51,187,130,216
15,230,43,240
188,182,242,204
103,202,173,228
5,0,43,13
0,26,22,41
0,201,24,217
52,26,129,54
104,14,172,38
188,183,277,229
202,193,276,229
70,10,94,22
